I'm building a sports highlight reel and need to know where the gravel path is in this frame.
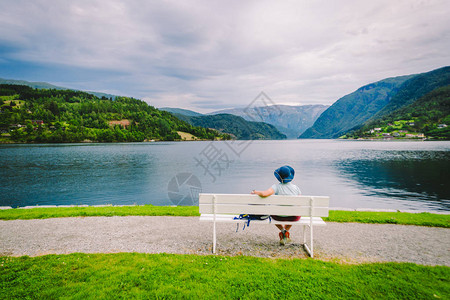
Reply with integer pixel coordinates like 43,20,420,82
0,216,448,266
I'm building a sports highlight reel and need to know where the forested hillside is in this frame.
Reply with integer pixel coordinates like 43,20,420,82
369,66,450,120
0,78,117,100
175,113,287,140
0,85,230,143
348,85,450,140
300,66,450,139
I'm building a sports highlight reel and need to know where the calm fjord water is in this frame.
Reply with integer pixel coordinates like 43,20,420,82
1,140,449,211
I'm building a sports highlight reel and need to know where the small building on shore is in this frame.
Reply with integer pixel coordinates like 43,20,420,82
109,120,131,128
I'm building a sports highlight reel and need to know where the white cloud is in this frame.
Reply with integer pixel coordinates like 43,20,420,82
0,0,449,112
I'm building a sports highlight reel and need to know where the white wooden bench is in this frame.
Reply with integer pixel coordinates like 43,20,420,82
199,193,329,257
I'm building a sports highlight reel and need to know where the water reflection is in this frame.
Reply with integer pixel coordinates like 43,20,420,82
1,141,449,211
0,143,159,207
335,150,450,211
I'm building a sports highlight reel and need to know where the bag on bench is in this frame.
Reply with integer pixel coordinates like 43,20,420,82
234,214,271,231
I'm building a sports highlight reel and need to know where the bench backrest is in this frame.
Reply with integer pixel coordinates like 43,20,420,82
199,193,329,217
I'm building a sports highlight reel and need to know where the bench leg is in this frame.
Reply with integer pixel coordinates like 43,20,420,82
213,221,216,254
302,225,314,258
303,225,306,245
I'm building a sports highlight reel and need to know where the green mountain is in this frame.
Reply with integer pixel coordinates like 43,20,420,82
300,66,450,139
0,84,230,143
349,85,450,140
175,113,287,140
299,75,415,139
160,107,204,117
367,66,450,122
0,78,118,100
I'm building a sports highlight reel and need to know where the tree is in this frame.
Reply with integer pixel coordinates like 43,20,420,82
26,122,34,134
47,100,60,116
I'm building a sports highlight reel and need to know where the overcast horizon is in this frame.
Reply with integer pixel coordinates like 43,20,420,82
1,0,449,113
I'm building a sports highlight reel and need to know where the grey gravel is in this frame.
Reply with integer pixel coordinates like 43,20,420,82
0,216,448,266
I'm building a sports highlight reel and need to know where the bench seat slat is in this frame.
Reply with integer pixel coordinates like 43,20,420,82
199,214,327,226
199,204,329,217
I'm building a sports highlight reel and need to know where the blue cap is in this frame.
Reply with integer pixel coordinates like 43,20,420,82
274,165,295,183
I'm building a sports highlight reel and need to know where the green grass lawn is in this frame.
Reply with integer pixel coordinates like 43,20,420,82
1,208,448,298
1,253,448,299
324,210,449,228
0,205,448,228
0,205,199,220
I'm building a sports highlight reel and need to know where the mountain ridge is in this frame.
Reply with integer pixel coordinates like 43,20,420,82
0,78,118,101
368,66,450,122
160,107,204,117
173,113,287,140
209,104,329,139
347,84,450,140
299,75,416,139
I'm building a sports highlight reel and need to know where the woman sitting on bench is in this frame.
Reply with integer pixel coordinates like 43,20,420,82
251,165,301,245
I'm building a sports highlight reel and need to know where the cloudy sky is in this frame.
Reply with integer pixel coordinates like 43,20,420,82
0,0,449,112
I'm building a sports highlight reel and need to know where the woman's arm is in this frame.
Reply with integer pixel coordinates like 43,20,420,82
251,188,274,197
